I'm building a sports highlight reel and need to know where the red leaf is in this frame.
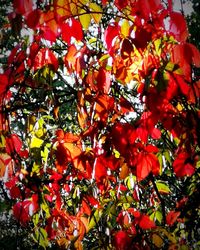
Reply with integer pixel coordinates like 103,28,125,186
138,214,156,229
173,151,195,177
188,80,200,103
114,0,128,10
111,122,136,155
13,196,38,226
187,43,200,67
33,48,58,71
13,201,30,225
105,23,120,54
136,152,160,180
80,199,91,216
71,18,83,41
39,11,59,42
26,9,41,29
151,127,161,140
114,231,132,250
136,153,152,180
167,73,189,97
85,195,100,208
169,12,188,42
120,38,133,60
166,211,180,226
10,186,22,199
173,43,200,68
96,67,111,94
0,74,9,95
119,96,134,114
145,144,159,153
94,155,107,181
13,0,33,16
61,18,83,45
6,134,23,154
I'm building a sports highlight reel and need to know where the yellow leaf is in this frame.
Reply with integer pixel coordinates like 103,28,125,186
121,19,130,37
152,234,163,248
154,38,162,56
176,103,183,111
35,128,45,138
0,134,6,148
89,2,102,24
70,2,79,15
79,10,91,30
30,137,44,148
54,0,71,17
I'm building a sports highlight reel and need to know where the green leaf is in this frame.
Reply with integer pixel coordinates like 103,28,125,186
41,201,51,219
155,211,163,224
33,227,49,249
156,181,171,194
150,210,163,224
88,209,102,231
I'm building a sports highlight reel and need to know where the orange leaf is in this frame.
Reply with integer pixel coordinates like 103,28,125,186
0,153,13,178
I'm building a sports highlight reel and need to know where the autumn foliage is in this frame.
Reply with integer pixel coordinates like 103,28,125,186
0,0,200,249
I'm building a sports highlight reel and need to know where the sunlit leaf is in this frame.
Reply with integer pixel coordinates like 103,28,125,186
33,48,58,71
120,19,130,38
169,12,188,42
79,10,91,30
104,23,120,53
30,137,44,148
90,2,102,24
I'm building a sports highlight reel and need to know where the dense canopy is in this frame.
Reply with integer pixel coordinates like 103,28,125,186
0,0,200,249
